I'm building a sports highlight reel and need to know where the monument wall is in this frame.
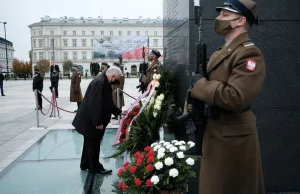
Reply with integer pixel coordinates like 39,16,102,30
163,0,300,193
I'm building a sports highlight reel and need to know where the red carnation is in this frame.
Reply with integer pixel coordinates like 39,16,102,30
138,154,144,159
144,146,151,152
147,150,155,158
128,112,133,118
118,182,123,188
133,111,138,116
121,127,126,134
134,105,140,112
123,162,129,167
146,164,154,172
146,179,152,187
118,168,123,176
137,158,143,165
147,156,154,163
124,165,129,171
122,119,127,126
130,166,137,174
121,183,126,191
134,151,141,158
135,178,142,187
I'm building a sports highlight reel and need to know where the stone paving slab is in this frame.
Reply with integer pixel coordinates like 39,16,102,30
0,77,140,171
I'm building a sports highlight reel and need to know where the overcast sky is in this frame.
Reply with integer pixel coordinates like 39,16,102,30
0,0,163,61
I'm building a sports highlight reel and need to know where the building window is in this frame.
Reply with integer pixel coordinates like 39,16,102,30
101,31,104,35
82,52,87,59
110,31,113,35
118,31,122,36
39,31,42,36
73,31,76,35
50,31,54,36
91,51,94,59
153,39,158,46
82,39,86,47
136,31,140,36
33,31,36,36
39,52,44,60
154,31,158,36
82,31,85,35
38,40,43,47
145,31,148,35
73,52,77,60
63,39,68,47
34,53,37,61
63,52,68,60
63,31,67,35
127,31,131,36
50,39,54,48
33,40,36,48
91,39,93,46
91,31,95,35
72,39,77,47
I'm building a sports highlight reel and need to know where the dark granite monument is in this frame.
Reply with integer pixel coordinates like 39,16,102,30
163,0,300,193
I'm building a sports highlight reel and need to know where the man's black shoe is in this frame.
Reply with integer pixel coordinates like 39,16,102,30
95,169,112,175
2,95,5,96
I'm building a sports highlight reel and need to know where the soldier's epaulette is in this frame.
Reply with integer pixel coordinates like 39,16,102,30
243,42,255,47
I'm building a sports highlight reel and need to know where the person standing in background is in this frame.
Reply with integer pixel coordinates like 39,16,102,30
32,69,44,109
50,65,59,98
70,65,83,112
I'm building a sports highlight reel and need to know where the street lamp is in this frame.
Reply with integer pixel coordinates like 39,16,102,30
0,22,9,78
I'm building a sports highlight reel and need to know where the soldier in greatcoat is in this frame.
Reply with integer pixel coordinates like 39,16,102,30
189,1,266,194
70,65,83,112
141,49,162,88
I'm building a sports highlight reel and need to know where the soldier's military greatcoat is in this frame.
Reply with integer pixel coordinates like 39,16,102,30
141,61,161,87
70,72,83,102
191,32,265,194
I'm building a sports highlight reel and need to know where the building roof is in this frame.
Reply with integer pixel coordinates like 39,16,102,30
0,37,13,47
28,16,163,28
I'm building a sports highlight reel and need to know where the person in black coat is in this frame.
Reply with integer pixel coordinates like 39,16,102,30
0,69,5,96
32,69,44,109
50,67,59,98
72,67,124,174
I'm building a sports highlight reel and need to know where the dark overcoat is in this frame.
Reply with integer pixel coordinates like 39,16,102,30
72,73,121,139
191,33,265,194
70,72,83,102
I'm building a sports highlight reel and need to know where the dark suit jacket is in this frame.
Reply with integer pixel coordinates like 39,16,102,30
32,74,44,91
72,73,121,139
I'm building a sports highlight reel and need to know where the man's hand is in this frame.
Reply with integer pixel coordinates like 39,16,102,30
96,124,104,130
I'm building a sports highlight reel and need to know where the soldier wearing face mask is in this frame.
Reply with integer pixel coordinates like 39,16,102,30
190,1,265,194
141,49,162,88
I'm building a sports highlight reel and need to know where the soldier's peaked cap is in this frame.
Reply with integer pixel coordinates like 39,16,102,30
216,0,259,25
150,49,161,58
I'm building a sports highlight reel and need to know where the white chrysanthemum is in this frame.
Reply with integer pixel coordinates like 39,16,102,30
153,112,158,118
166,144,173,149
151,175,160,185
156,74,161,80
163,142,171,146
157,152,165,159
186,158,195,166
155,82,160,88
153,73,158,80
171,140,178,144
176,152,185,159
169,168,179,178
154,162,163,170
179,146,186,151
155,100,162,106
179,141,186,144
153,144,161,151
169,147,178,153
187,141,195,148
159,140,165,144
151,142,158,147
175,142,182,146
155,105,161,111
150,97,155,105
158,148,166,154
158,94,165,101
164,157,174,166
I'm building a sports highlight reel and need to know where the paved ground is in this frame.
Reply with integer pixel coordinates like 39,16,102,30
0,76,140,172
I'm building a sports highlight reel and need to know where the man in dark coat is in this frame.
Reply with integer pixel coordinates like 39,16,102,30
50,65,59,98
32,69,44,109
72,67,123,174
0,69,5,96
70,65,83,112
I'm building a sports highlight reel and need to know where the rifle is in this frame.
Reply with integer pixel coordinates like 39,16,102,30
176,5,207,156
136,46,148,93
